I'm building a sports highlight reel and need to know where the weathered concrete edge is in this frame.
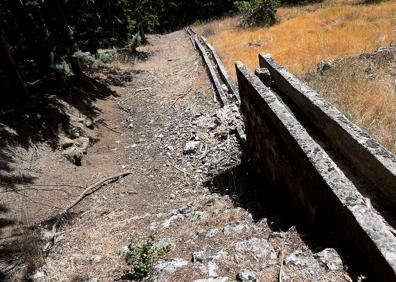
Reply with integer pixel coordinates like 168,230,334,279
259,52,396,205
236,61,396,279
201,36,240,103
194,36,229,106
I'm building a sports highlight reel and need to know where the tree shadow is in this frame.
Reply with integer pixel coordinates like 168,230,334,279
0,71,125,191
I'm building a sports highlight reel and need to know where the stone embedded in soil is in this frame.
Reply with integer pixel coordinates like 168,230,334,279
200,261,219,277
223,220,251,235
206,228,219,238
237,269,257,282
193,251,207,263
315,248,343,271
153,258,189,274
194,277,229,282
183,140,200,154
32,271,45,281
285,250,318,268
235,238,276,260
154,238,176,251
79,254,102,263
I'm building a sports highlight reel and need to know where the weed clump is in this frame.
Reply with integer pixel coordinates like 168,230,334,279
123,235,171,279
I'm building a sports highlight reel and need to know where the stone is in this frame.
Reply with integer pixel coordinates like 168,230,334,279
285,250,317,268
194,277,229,282
237,269,257,282
207,262,219,277
75,137,90,152
223,220,250,235
316,60,334,75
235,238,276,260
80,254,102,263
315,248,343,271
193,251,207,263
59,136,75,149
154,238,176,251
62,147,83,165
206,228,219,238
84,118,94,129
83,279,99,282
119,245,129,257
183,140,200,154
32,271,45,281
153,258,188,274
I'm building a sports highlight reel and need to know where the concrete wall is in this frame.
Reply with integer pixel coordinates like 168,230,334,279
236,62,396,281
259,53,396,207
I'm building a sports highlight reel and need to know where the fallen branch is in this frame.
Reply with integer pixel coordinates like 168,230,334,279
43,171,131,252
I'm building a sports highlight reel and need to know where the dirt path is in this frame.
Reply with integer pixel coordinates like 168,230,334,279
1,31,348,281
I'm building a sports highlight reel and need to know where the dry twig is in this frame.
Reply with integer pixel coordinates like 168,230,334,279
43,171,131,252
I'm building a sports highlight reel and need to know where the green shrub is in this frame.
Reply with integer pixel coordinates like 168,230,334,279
237,0,280,27
123,235,171,279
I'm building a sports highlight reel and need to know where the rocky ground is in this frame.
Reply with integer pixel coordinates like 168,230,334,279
1,31,350,281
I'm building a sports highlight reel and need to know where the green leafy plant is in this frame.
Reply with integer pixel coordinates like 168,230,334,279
51,60,73,76
123,235,171,279
73,49,117,69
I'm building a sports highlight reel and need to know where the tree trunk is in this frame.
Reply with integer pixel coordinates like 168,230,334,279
0,33,29,99
139,23,148,45
54,0,83,77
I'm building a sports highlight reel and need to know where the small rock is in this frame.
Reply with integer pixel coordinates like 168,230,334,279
119,245,129,257
84,118,94,129
285,250,317,268
59,136,75,149
183,140,200,154
193,251,207,263
235,238,276,260
75,137,90,152
154,238,176,251
153,258,188,274
207,262,219,277
81,254,102,263
206,228,219,238
161,214,183,229
62,147,83,166
194,277,229,282
128,123,134,128
223,220,250,235
32,271,45,281
83,278,99,282
315,248,343,271
237,269,257,282
317,60,334,75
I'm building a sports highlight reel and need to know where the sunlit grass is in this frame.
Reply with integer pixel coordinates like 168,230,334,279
196,0,396,152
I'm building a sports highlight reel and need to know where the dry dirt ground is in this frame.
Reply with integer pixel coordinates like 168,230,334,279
1,31,351,281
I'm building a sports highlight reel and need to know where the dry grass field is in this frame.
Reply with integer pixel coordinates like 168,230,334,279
197,0,396,153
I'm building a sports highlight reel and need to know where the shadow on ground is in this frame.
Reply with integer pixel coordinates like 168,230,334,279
0,69,129,280
205,157,362,280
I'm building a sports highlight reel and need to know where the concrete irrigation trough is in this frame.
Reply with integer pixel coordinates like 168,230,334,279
259,53,396,207
236,62,396,281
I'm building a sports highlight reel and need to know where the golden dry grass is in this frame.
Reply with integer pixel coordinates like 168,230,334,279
197,0,396,152
197,0,396,74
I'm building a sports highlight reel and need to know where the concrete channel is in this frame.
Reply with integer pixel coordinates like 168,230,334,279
186,27,396,281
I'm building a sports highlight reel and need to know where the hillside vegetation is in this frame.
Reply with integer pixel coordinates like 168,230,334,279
197,0,396,152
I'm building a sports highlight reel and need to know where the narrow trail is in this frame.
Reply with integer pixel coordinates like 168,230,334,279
2,31,349,281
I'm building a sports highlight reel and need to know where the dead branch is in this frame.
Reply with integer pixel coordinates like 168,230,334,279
43,171,131,252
